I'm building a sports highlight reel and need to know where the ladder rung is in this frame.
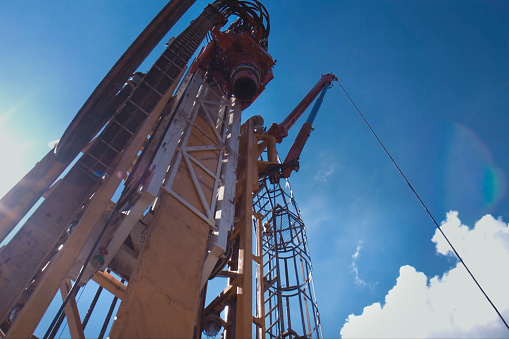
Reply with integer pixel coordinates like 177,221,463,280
125,99,152,117
78,162,103,180
266,319,279,331
98,139,121,154
265,302,278,315
159,52,184,70
112,119,135,135
84,153,109,169
152,64,177,84
140,78,165,97
264,265,277,276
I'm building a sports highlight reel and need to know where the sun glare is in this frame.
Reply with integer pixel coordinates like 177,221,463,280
0,122,33,198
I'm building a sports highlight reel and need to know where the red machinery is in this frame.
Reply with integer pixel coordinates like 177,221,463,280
265,73,337,180
190,19,274,107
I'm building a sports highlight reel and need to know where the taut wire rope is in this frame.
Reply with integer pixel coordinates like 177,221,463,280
335,78,509,331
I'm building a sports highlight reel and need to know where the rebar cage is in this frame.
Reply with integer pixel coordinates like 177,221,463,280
253,178,322,339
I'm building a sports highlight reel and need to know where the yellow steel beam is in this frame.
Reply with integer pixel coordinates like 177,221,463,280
234,120,257,339
110,81,234,338
55,0,197,162
255,216,266,338
203,123,272,338
110,191,211,338
0,148,68,243
0,165,99,324
59,278,85,339
91,271,126,300
5,73,176,338
204,280,239,315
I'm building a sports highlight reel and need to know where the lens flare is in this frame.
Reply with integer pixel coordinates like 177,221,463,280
483,165,506,207
442,123,506,214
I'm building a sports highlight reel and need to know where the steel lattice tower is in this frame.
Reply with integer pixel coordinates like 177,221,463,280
0,1,331,336
253,177,322,339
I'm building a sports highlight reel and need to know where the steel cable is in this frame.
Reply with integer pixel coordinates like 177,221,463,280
43,205,120,339
335,78,509,332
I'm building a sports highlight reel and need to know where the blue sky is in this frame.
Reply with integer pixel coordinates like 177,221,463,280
1,1,509,337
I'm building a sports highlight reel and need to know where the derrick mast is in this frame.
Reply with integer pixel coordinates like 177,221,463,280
0,1,326,338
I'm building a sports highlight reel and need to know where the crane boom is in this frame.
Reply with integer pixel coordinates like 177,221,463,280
266,73,336,143
281,83,331,178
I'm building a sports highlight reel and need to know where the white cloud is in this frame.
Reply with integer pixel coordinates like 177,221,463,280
313,165,334,183
309,150,339,183
350,241,374,287
340,212,509,338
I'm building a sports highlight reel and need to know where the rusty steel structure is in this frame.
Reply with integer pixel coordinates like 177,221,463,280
0,1,330,338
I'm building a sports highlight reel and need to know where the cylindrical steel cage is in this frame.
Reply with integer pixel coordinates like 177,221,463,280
253,178,322,339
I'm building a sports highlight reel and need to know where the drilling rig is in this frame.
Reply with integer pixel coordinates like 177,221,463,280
0,1,334,338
